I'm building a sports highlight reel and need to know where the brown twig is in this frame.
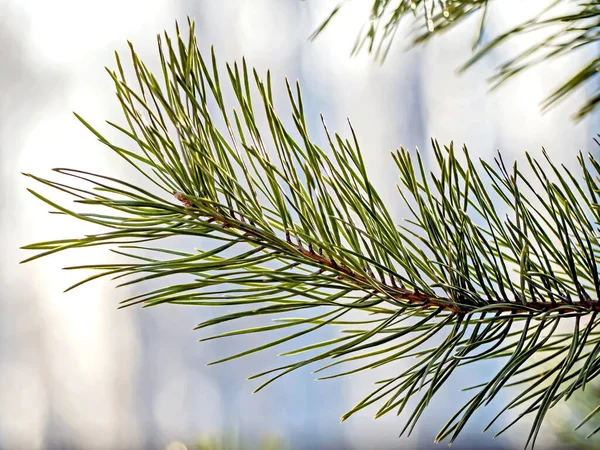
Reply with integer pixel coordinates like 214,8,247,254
173,191,600,317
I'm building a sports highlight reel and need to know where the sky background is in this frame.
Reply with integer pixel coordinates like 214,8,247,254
0,0,598,449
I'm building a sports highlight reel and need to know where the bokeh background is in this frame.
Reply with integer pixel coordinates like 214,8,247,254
1,0,597,449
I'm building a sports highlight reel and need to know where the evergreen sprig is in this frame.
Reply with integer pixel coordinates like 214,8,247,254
21,23,600,448
313,0,600,119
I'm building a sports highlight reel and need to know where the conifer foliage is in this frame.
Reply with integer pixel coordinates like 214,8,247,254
314,0,600,119
21,7,600,449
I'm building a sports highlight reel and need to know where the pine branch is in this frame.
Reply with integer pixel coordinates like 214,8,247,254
312,0,600,119
21,22,600,448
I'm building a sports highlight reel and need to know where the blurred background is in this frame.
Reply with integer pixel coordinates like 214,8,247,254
0,0,597,449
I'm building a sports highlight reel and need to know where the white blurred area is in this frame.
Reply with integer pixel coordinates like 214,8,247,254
0,0,596,449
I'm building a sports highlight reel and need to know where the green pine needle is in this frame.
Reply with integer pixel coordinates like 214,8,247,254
312,0,600,120
21,20,600,448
